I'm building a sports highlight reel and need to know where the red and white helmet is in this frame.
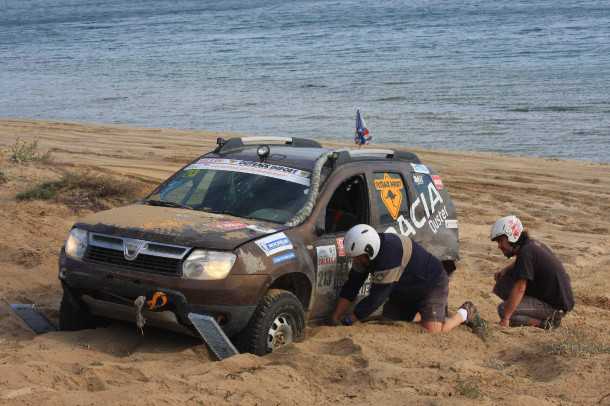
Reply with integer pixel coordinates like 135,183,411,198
490,215,523,243
344,224,381,259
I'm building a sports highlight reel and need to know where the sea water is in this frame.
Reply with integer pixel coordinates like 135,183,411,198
1,0,609,162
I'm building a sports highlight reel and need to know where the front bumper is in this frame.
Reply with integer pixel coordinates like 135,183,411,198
59,253,267,337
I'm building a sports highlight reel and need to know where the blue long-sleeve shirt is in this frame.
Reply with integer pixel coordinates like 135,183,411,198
339,233,444,320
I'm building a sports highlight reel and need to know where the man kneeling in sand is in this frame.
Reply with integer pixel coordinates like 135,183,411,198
331,224,480,333
490,215,574,328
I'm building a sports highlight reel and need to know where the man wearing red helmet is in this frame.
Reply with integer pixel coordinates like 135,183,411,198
331,224,480,333
490,215,574,328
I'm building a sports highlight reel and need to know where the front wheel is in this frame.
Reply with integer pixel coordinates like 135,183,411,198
239,289,305,355
59,288,98,331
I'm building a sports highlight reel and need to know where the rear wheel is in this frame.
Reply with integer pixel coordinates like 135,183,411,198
239,289,305,355
59,288,98,331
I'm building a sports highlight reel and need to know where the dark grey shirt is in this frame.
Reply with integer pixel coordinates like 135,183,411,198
509,239,574,311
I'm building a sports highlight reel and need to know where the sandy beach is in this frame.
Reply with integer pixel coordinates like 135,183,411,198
0,119,609,405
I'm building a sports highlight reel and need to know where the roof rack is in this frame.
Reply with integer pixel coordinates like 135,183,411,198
330,148,421,165
214,136,322,153
346,149,395,158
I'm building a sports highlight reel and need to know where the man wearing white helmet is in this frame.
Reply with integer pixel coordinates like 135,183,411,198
331,224,480,333
490,215,574,328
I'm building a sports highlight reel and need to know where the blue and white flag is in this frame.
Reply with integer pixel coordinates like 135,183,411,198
354,109,371,146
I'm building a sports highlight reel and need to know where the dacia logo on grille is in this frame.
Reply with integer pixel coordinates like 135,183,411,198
123,238,146,261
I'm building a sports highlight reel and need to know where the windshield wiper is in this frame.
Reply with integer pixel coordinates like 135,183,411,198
142,199,193,210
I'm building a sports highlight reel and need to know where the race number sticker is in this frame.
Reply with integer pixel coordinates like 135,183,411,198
186,158,311,186
410,163,430,174
255,232,293,256
374,173,405,221
316,245,337,291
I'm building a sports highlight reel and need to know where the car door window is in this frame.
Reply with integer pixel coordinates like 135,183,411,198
371,172,410,226
324,175,369,233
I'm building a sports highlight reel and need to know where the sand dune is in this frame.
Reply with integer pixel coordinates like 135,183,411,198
1,119,609,405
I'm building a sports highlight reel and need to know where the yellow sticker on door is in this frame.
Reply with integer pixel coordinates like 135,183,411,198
374,173,404,220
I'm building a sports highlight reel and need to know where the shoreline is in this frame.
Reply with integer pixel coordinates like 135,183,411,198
2,117,608,167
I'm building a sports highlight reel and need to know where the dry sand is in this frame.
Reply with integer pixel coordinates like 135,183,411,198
0,119,609,405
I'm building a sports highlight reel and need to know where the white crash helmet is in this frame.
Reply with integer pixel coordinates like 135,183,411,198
490,215,523,243
344,224,381,259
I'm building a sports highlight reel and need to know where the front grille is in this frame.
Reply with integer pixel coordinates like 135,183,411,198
83,233,190,276
86,246,181,275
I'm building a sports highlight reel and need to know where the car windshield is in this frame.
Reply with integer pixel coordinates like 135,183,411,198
146,158,312,224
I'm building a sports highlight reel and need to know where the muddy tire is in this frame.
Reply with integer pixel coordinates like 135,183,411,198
59,289,97,331
239,289,305,356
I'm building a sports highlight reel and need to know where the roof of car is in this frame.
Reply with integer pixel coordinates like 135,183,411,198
205,137,421,172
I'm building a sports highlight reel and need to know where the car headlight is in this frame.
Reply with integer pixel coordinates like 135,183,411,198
182,250,236,280
65,228,88,260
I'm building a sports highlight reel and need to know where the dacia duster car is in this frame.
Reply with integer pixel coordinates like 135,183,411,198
58,137,459,355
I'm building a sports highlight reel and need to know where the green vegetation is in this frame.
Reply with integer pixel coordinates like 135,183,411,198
543,328,610,358
455,379,481,399
0,169,6,184
17,171,143,211
9,138,52,164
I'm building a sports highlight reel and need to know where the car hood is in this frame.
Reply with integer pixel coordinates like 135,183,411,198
74,204,286,251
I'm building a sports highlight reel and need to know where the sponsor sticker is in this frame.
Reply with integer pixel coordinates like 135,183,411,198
410,163,430,175
374,173,404,221
445,219,458,229
246,224,277,234
413,174,424,185
394,182,447,237
336,237,346,257
316,245,337,272
272,251,296,265
186,158,311,186
255,232,293,256
211,221,247,231
432,175,444,190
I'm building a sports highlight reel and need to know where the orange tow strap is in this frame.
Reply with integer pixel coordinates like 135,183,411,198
146,292,168,310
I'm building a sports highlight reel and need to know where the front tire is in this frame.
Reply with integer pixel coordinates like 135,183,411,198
239,289,305,356
59,288,97,331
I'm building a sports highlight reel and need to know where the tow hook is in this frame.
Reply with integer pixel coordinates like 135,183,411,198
134,296,146,335
133,291,169,335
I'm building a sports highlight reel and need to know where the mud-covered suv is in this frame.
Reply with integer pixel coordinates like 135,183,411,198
59,137,459,355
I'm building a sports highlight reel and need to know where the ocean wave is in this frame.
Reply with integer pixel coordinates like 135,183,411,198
374,96,408,102
509,106,584,113
517,27,543,34
300,84,327,89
